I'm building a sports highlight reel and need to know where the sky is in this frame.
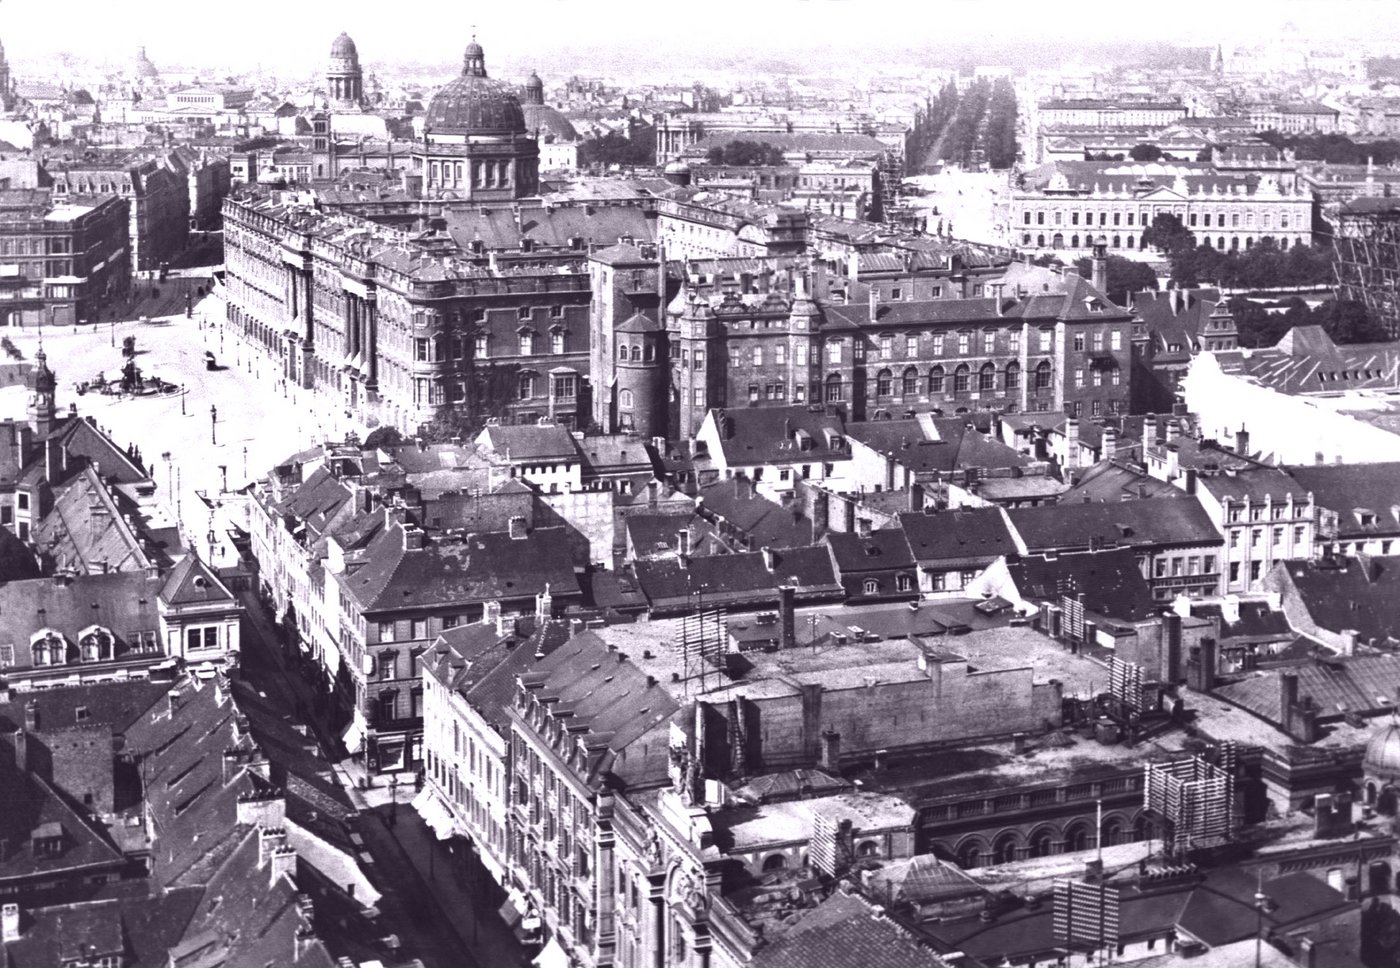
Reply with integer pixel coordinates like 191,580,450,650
3,0,1397,73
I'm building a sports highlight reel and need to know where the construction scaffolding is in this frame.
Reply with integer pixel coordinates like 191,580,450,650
1334,200,1400,339
1143,746,1237,855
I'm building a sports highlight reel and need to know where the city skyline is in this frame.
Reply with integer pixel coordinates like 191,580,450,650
3,0,1399,74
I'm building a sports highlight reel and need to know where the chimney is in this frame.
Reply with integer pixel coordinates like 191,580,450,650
989,281,1005,315
269,843,297,887
1,903,17,943
508,515,528,539
819,728,840,772
1281,672,1299,735
535,585,553,621
1299,937,1318,968
1065,418,1081,470
761,546,776,571
677,528,691,558
779,585,796,650
497,604,511,639
257,827,288,870
647,479,658,507
1188,637,1217,692
484,599,502,630
1091,237,1108,293
44,436,65,484
22,701,36,733
909,481,924,511
868,286,878,320
1339,629,1358,656
1166,419,1181,445
1236,425,1250,458
1101,424,1118,459
402,524,425,551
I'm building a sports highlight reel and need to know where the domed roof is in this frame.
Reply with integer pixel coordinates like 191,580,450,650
525,71,544,99
134,45,159,79
330,32,359,58
424,40,525,137
1366,720,1400,777
522,102,576,143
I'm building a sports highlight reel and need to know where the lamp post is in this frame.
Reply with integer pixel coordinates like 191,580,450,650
180,384,186,416
1254,873,1274,968
109,315,115,347
218,464,227,495
210,405,217,445
242,446,248,480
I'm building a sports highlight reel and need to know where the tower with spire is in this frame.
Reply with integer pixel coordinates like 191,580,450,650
26,345,57,439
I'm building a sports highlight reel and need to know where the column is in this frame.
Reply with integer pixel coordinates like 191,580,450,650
367,303,378,388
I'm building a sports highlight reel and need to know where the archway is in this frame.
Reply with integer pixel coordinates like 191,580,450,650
1063,822,1090,853
955,838,986,869
992,833,1019,865
1028,827,1055,858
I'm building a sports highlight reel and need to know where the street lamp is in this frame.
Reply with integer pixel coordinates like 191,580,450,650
1254,875,1275,968
161,451,172,497
210,405,217,445
242,446,248,480
180,384,186,416
218,464,227,494
110,316,115,347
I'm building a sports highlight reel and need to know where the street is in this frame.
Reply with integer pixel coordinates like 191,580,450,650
0,289,365,563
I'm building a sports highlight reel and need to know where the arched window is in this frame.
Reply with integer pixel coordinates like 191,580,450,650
1111,234,1121,248
928,366,945,393
902,367,919,397
1035,360,1052,389
875,368,892,399
762,854,787,872
992,834,1019,865
956,840,984,869
1101,816,1125,847
825,373,843,402
1064,823,1090,853
979,362,996,391
953,364,970,392
1037,234,1045,247
1051,233,1064,249
857,840,881,858
619,388,635,410
862,579,879,595
1005,361,1020,390
518,373,536,400
1028,829,1054,858
629,345,641,362
1070,234,1080,248
617,345,627,361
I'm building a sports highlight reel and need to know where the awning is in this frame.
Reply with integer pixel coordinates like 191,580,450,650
533,937,570,968
411,788,454,840
341,718,365,755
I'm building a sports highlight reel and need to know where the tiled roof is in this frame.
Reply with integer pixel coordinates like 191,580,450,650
1282,555,1400,643
897,508,1019,568
826,528,915,573
847,418,1031,476
31,465,152,575
0,886,202,968
1006,548,1157,621
1218,325,1400,396
752,890,950,968
633,547,840,610
0,572,166,671
442,203,653,253
159,553,236,607
698,481,817,549
1061,461,1180,503
1214,652,1400,724
1286,462,1400,538
479,423,580,462
1006,495,1220,552
708,405,848,468
0,770,126,888
1195,467,1309,504
0,679,169,734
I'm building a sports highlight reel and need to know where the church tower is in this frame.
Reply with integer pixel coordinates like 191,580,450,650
26,346,57,439
327,32,364,111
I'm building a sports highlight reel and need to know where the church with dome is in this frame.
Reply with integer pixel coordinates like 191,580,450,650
521,70,579,171
412,37,541,199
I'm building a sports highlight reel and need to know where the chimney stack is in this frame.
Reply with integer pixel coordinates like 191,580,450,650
22,701,36,733
1236,425,1250,458
989,281,1005,315
761,546,777,571
779,585,796,650
508,515,528,539
402,524,425,551
677,528,691,558
819,728,841,772
868,286,878,320
909,481,924,511
1,903,17,943
1065,418,1081,471
1091,237,1108,294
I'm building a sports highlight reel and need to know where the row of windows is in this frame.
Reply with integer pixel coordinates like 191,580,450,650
1227,526,1308,549
415,331,568,362
1026,208,1296,231
1026,232,1301,253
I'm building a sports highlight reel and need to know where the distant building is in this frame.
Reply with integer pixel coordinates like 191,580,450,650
0,189,128,326
1036,98,1188,128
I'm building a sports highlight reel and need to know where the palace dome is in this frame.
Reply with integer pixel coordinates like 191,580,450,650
522,102,576,143
424,39,525,137
1366,720,1400,777
330,32,358,59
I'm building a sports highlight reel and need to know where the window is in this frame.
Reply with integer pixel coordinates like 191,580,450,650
906,335,918,357
752,346,763,366
380,653,397,680
620,389,635,409
928,366,945,393
1005,361,1020,390
411,618,428,640
378,621,395,643
794,343,807,366
825,374,843,401
954,364,970,392
896,575,913,592
749,384,760,402
1035,361,1052,389
1074,368,1084,388
902,367,919,397
1273,527,1283,547
551,331,565,354
979,363,996,391
827,341,841,363
879,335,893,358
518,373,536,400
958,332,970,355
1009,330,1020,353
862,579,879,595
1251,529,1261,548
982,330,995,353
932,334,945,355
415,338,430,362
693,388,705,406
1092,332,1104,351
1230,561,1241,583
876,369,892,398
1073,333,1085,352
775,344,787,365
1294,525,1305,545
475,335,488,359
553,374,577,400
519,333,535,356
1110,330,1122,351
1039,329,1052,352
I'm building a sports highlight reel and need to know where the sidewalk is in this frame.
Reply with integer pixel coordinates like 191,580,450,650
378,806,532,968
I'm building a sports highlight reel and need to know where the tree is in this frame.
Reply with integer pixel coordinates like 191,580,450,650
1129,143,1163,162
1142,213,1195,257
704,140,785,166
578,131,654,168
1075,254,1158,304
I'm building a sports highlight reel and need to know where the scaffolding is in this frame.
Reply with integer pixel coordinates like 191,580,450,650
1143,746,1237,855
1334,201,1400,339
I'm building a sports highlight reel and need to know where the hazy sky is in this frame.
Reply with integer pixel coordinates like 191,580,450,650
2,0,1395,72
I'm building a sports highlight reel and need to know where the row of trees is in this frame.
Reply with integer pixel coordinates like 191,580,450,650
703,140,786,167
578,131,655,168
1256,130,1400,166
938,78,990,168
982,78,1018,170
1229,296,1387,348
1140,214,1335,290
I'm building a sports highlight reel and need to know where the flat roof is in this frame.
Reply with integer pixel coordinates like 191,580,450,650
713,791,915,851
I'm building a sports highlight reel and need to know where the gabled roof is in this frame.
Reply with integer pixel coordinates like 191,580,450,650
1286,462,1400,538
1006,496,1220,552
0,572,165,667
705,405,848,468
1271,555,1400,643
0,770,126,887
1214,652,1400,724
0,679,170,734
1005,548,1157,621
477,422,580,462
825,528,915,573
846,418,1031,476
752,889,950,968
160,553,236,607
897,507,1019,568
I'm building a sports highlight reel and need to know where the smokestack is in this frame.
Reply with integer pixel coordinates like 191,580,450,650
819,728,840,772
779,585,796,650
